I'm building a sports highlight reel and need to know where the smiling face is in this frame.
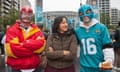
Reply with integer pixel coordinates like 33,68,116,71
59,18,68,33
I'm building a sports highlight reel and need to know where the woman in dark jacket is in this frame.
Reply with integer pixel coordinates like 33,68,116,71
45,16,78,72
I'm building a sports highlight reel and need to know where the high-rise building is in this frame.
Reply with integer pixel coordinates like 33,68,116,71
86,0,111,25
12,0,20,10
0,0,20,16
118,10,120,21
111,8,119,25
99,0,110,16
87,0,110,15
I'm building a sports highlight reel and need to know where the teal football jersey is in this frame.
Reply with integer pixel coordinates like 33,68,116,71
75,23,112,68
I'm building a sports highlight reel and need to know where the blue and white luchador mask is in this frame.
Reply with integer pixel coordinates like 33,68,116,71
78,4,94,22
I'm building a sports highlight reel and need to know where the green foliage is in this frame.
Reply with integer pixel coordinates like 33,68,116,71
32,14,35,23
100,13,110,27
0,8,20,30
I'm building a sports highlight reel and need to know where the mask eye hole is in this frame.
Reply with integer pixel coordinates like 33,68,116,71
79,12,84,16
86,9,91,14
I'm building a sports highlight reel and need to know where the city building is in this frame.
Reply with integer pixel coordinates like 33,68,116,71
43,11,79,29
111,8,119,25
0,0,20,16
86,0,111,25
87,0,110,15
118,10,120,21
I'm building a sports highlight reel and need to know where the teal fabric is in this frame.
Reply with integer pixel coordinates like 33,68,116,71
75,23,112,68
78,4,94,21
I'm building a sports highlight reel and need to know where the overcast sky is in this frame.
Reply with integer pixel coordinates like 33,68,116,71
29,0,120,12
111,0,120,9
29,0,86,12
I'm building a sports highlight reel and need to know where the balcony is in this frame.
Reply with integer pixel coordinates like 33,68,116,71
3,0,11,6
3,5,10,10
3,9,9,14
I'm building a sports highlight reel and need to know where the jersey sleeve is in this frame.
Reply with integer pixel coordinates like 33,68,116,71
101,25,112,45
101,25,114,64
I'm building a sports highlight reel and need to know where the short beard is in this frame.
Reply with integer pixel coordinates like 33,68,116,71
84,20,91,26
84,20,90,24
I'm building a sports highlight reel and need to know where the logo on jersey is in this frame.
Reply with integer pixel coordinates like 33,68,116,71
95,29,100,33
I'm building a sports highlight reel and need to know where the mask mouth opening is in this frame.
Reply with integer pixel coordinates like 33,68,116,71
21,14,33,23
22,19,30,23
21,17,32,23
83,17,90,23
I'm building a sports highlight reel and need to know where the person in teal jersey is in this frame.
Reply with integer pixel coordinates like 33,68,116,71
75,4,114,72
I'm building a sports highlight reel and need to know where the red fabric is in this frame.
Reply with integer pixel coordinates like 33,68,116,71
23,38,44,51
6,22,45,70
21,7,33,14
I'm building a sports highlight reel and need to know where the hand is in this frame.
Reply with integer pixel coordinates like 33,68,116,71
63,50,70,56
112,39,116,43
99,61,113,70
40,56,47,68
48,47,54,52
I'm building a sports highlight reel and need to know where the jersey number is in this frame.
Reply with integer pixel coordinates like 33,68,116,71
81,38,97,55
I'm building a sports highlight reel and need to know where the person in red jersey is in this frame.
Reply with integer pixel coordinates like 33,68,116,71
5,6,46,72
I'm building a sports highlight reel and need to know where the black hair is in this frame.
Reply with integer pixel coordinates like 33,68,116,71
38,24,43,29
37,24,44,31
52,16,67,33
52,16,75,35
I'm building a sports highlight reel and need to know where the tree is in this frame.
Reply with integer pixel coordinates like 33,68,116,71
1,8,20,29
0,8,37,31
100,13,110,28
32,14,35,23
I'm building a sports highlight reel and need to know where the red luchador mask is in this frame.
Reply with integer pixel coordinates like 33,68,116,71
20,7,33,23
